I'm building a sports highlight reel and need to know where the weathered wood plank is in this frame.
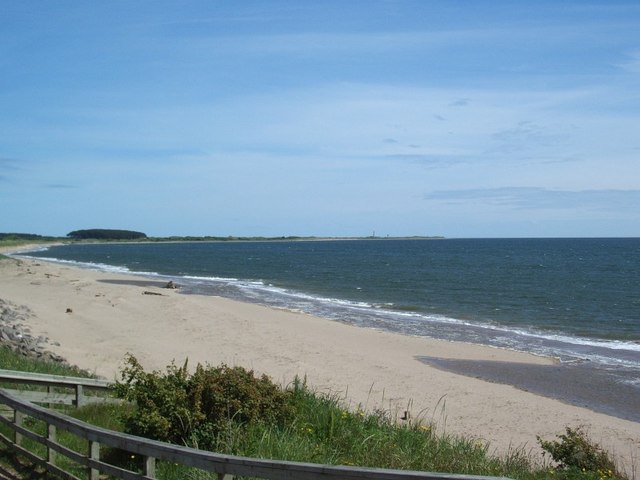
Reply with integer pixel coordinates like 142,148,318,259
0,369,111,389
2,389,76,405
0,433,81,480
85,457,151,480
48,423,56,465
89,440,100,480
1,388,121,406
144,455,156,479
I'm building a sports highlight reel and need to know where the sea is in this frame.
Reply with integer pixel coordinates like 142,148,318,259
20,238,640,421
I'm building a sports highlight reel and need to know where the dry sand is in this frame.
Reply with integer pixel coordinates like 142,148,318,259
1,248,638,475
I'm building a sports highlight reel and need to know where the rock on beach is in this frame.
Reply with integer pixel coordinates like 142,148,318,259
0,298,66,364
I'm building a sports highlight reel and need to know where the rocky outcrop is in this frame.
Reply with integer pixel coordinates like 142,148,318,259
0,298,65,364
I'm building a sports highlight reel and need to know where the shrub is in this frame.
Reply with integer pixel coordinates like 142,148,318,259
113,355,195,444
538,427,618,475
113,355,292,449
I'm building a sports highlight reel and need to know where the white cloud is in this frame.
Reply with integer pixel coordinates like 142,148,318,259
617,50,640,73
425,187,640,214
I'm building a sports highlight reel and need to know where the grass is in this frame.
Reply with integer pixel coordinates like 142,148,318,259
200,382,532,477
0,346,93,378
0,347,630,480
0,240,29,249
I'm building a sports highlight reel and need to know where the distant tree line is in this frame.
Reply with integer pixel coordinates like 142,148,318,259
4,230,444,243
0,233,57,241
67,229,148,240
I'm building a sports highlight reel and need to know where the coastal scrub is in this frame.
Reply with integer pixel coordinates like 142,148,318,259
538,427,620,478
113,354,292,449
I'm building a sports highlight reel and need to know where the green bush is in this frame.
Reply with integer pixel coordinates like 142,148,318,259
113,355,292,449
538,427,618,475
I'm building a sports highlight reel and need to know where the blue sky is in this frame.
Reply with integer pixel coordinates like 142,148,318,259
1,1,639,238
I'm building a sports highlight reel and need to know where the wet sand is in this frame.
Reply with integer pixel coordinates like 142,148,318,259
419,357,640,423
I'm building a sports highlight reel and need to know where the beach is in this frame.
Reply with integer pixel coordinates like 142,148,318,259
1,250,638,475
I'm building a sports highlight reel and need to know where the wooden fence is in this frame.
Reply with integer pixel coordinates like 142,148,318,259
0,370,511,480
0,369,113,408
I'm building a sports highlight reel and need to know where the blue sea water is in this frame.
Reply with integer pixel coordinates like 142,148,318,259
22,238,640,419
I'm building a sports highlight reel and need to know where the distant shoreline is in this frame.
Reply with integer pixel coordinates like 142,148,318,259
82,235,447,243
2,236,446,250
113,236,447,245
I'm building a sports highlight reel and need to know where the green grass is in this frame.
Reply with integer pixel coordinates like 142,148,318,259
0,348,629,480
0,239,29,249
0,346,93,378
0,238,57,250
201,383,530,476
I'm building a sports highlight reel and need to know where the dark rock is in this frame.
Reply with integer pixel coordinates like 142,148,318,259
0,297,67,366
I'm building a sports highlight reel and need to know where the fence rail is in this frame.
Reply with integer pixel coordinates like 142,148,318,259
0,369,113,408
0,371,511,480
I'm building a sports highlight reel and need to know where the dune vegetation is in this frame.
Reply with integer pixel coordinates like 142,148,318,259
0,347,627,480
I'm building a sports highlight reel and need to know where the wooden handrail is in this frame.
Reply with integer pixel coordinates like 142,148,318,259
0,369,113,408
0,369,111,389
0,374,512,480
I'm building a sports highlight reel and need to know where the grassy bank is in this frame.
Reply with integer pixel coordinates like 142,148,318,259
0,345,92,378
0,238,57,249
0,347,627,480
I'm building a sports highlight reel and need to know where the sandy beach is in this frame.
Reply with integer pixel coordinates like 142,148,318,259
1,249,638,475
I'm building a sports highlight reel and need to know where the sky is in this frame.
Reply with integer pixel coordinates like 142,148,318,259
1,1,639,238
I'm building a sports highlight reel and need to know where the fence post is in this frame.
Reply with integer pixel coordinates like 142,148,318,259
14,410,23,445
144,455,156,479
89,440,100,480
48,423,57,465
75,384,85,408
48,385,54,409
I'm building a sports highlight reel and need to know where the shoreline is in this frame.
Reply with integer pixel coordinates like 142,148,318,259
1,251,638,475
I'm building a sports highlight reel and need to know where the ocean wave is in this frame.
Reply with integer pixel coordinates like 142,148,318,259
167,271,640,359
181,274,242,283
201,275,640,359
209,278,640,372
183,274,376,310
16,254,148,277
7,245,52,254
